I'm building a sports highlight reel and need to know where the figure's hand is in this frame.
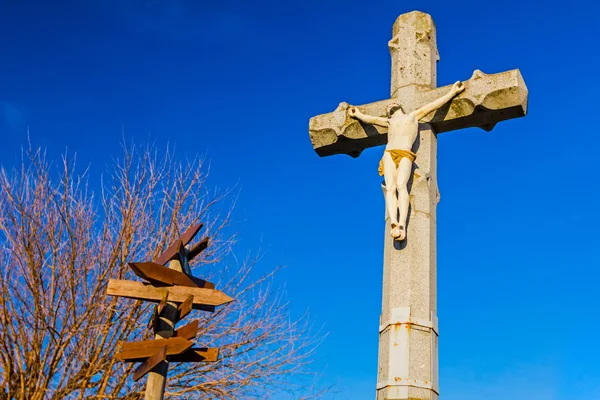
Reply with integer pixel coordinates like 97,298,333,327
348,107,361,118
451,81,465,95
338,101,350,110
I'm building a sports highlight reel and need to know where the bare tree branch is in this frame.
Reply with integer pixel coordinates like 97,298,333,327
0,144,324,399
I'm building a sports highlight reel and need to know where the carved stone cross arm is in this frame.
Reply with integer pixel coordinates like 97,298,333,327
309,69,528,158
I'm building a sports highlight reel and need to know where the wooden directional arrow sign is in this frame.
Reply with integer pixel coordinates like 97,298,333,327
108,218,229,397
117,336,193,362
107,279,233,307
155,223,203,266
147,291,169,331
169,347,219,363
132,346,166,382
129,261,197,287
178,295,194,319
128,261,214,289
188,237,209,261
175,320,199,340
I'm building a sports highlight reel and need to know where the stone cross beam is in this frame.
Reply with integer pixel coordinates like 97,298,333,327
307,11,528,400
309,69,527,158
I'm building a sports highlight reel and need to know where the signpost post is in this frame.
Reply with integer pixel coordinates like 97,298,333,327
107,221,233,399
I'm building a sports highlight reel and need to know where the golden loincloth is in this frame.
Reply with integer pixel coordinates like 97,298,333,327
378,149,417,176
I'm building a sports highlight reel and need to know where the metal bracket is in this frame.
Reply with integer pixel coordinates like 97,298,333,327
376,378,439,394
379,307,439,335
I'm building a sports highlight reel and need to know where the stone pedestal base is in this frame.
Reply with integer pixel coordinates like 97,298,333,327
376,307,439,400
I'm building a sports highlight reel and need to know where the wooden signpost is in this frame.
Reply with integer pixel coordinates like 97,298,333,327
107,221,233,399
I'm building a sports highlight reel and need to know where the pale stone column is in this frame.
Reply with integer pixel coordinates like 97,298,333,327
377,11,440,400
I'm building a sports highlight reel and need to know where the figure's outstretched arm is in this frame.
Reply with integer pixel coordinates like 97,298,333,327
413,81,465,121
348,107,388,127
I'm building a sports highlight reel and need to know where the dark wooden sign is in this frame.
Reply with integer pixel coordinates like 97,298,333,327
188,237,209,261
169,348,219,363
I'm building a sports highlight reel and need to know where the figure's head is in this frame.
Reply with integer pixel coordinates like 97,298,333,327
386,102,405,117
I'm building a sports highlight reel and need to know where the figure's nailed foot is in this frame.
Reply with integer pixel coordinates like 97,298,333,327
390,224,401,239
394,225,406,241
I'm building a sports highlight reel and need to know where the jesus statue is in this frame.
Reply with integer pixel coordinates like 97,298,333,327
348,81,465,241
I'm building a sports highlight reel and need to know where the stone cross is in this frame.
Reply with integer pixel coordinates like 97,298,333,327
308,11,528,400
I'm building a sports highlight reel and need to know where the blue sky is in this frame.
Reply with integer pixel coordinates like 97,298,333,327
1,0,598,399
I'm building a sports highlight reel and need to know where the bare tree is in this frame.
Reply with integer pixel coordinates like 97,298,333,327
0,144,323,399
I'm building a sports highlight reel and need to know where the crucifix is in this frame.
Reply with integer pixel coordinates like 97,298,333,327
308,11,528,400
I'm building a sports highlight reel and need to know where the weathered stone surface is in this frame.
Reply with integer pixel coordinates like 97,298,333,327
308,69,528,158
390,11,438,94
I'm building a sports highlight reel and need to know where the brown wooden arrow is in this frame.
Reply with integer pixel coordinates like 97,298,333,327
188,237,209,261
117,337,193,362
169,347,219,362
154,240,183,267
157,291,169,314
132,346,166,382
175,320,199,340
129,261,215,289
147,306,158,331
176,294,215,316
178,295,194,319
107,279,233,307
147,291,169,331
155,223,203,266
129,262,199,288
179,222,204,246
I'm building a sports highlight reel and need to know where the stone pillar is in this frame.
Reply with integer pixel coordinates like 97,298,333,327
377,11,440,400
389,11,438,97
